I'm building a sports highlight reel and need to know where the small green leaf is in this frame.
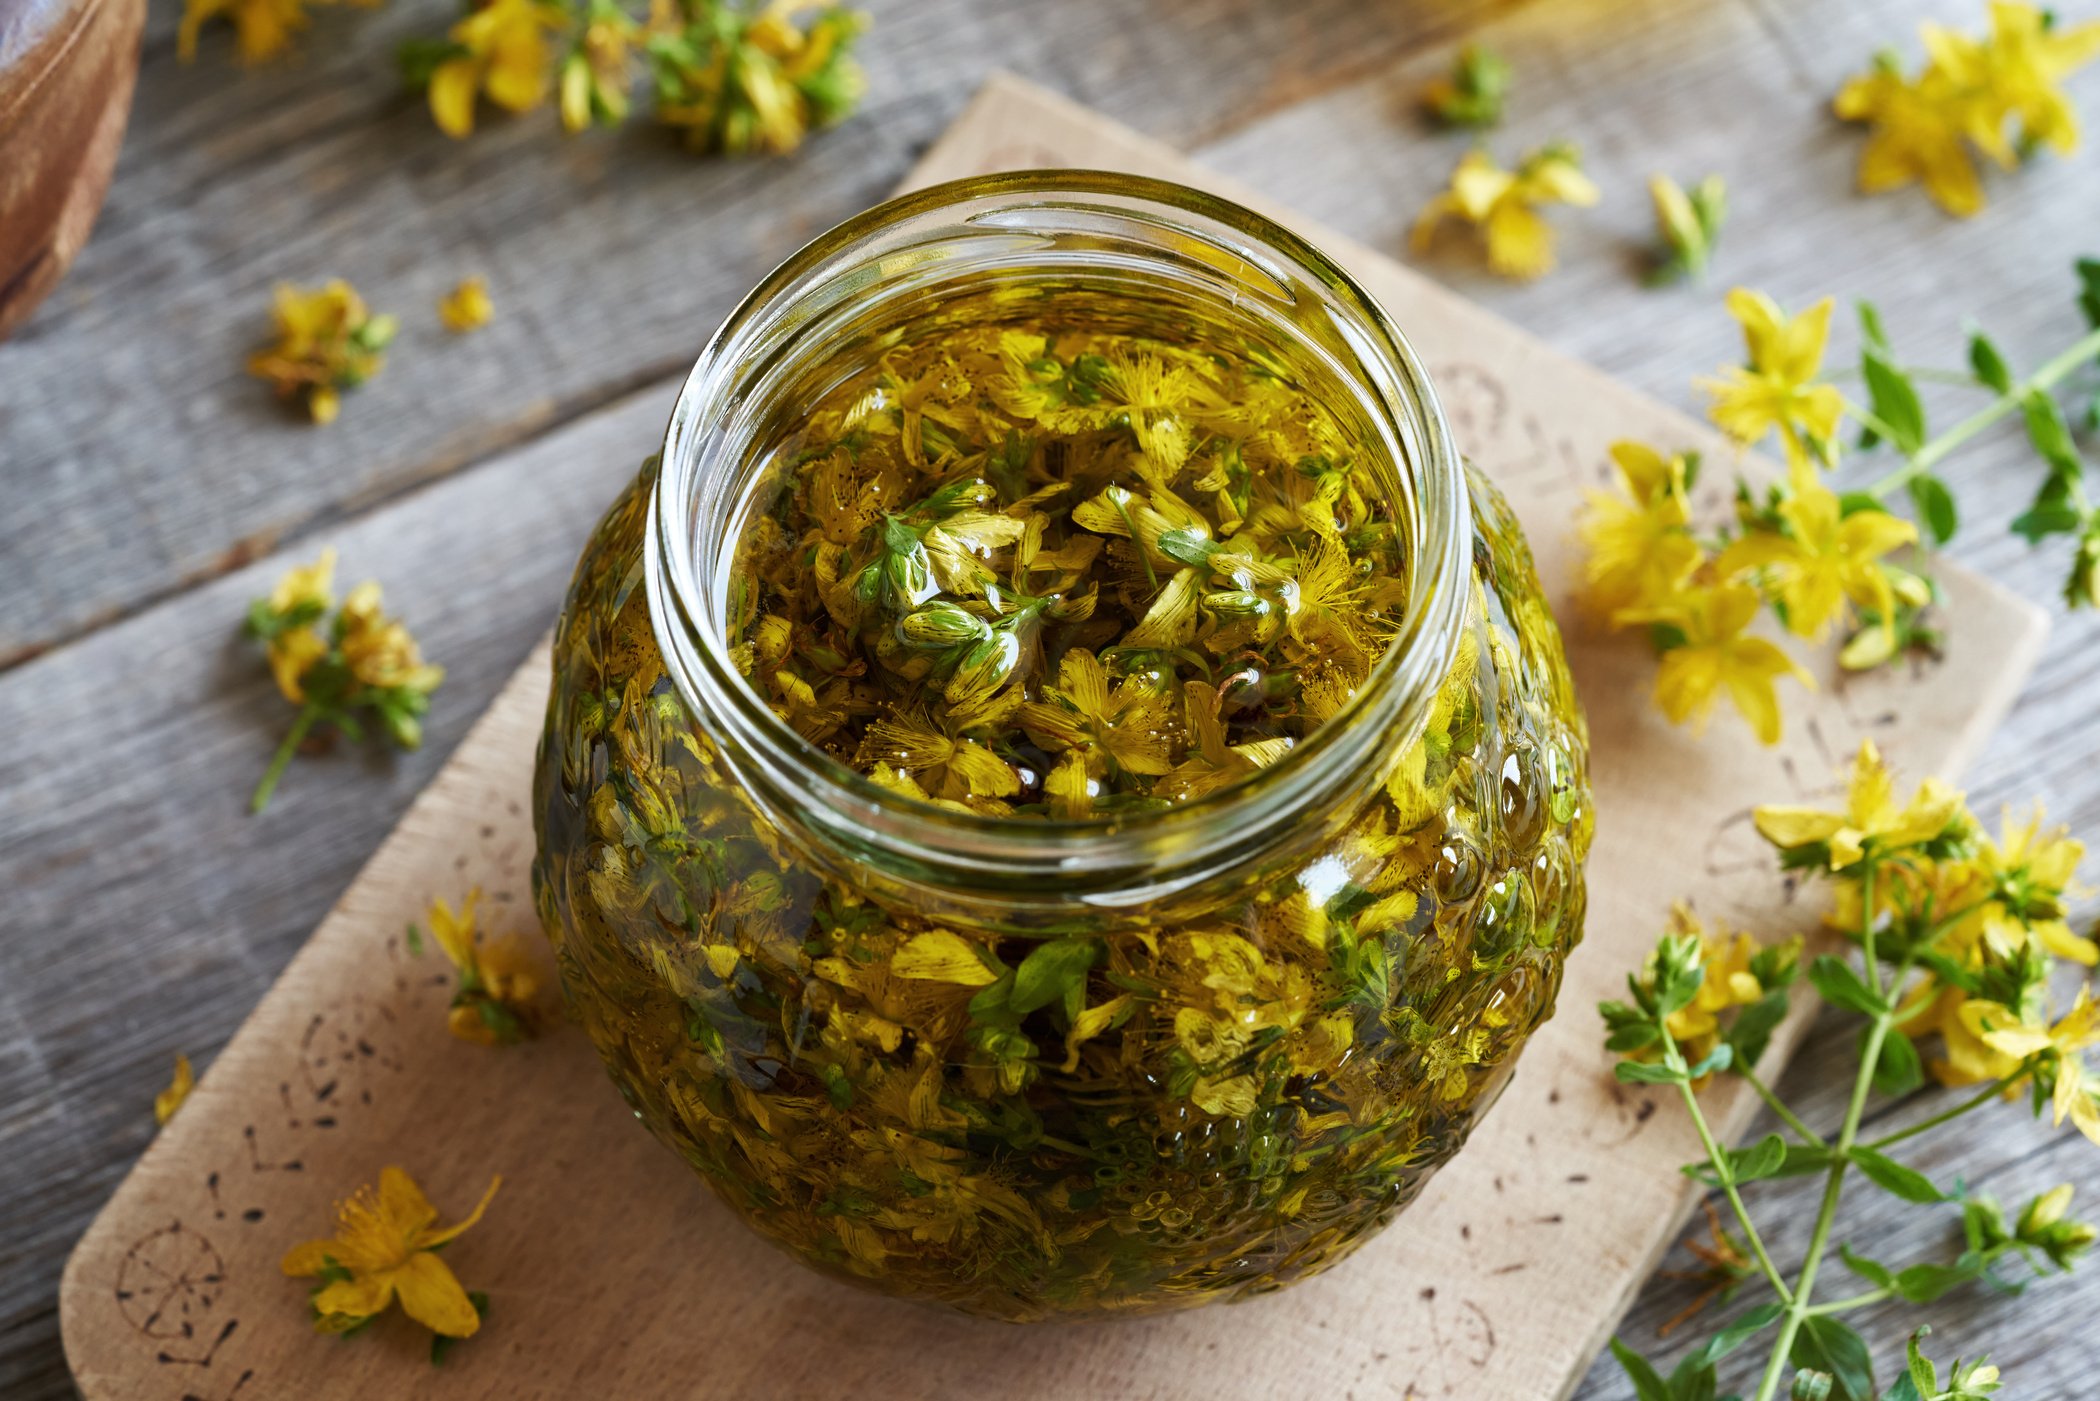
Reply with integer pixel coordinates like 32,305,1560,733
1681,1301,1784,1371
1891,1258,1980,1303
1967,331,2013,393
1009,936,1098,1015
405,921,424,957
1852,1146,1945,1204
1792,1314,1876,1401
1857,300,1892,353
1905,475,1958,546
1839,1243,1896,1290
1725,988,1792,1065
2008,497,2085,543
1808,956,1887,1016
1862,348,1927,456
1686,1042,1736,1079
1867,1025,1924,1097
2021,388,2083,479
1777,1141,1835,1178
1609,1338,1675,1401
1616,1059,1687,1085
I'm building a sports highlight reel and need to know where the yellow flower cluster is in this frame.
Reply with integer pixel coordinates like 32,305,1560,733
282,1166,500,1339
403,0,868,150
1756,742,2100,1144
1655,904,1801,1079
1412,143,1600,280
1836,2,2100,217
247,281,397,425
243,551,446,811
1578,288,1929,743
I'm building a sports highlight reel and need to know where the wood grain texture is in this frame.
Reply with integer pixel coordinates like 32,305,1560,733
0,0,1508,665
52,78,2046,1401
8,0,2100,1395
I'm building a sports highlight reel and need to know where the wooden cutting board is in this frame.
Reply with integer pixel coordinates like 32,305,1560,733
61,75,2047,1401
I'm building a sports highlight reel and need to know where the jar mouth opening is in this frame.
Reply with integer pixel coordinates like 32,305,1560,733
649,170,1467,876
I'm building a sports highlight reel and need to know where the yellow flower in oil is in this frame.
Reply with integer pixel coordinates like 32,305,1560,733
1578,441,1703,617
1411,143,1600,281
154,1054,195,1127
282,1166,500,1337
427,0,567,139
1718,480,1917,645
439,277,494,333
423,890,541,1045
1700,288,1844,471
247,281,396,424
1618,583,1811,745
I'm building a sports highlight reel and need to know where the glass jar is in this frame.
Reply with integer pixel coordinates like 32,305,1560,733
532,172,1592,1320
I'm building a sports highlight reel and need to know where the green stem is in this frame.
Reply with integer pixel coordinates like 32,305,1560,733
1663,1030,1794,1304
1866,324,2100,499
1859,860,1883,998
1751,950,1908,1401
1804,1286,1893,1317
1861,1068,2025,1152
250,705,319,814
1739,1063,1826,1147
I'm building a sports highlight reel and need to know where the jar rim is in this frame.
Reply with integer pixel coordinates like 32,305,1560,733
648,169,1469,902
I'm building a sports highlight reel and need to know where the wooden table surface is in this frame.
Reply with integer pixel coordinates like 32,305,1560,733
4,0,2096,1395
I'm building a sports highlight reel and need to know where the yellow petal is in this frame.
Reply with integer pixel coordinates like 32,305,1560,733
281,1236,342,1277
1752,805,1846,849
310,1271,395,1325
430,59,481,138
393,1251,483,1337
417,1173,502,1249
889,930,998,985
154,1053,195,1127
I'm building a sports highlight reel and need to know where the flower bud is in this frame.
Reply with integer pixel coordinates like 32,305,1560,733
944,631,1021,708
896,602,989,650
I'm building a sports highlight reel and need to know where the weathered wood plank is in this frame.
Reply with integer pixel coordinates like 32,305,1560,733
0,0,1506,665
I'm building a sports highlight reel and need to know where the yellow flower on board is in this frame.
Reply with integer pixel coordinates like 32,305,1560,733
1719,482,1917,643
428,0,566,139
282,1166,500,1337
424,890,540,1045
1411,144,1600,281
1621,583,1810,745
247,280,396,424
154,1054,195,1127
1701,288,1844,470
1754,740,1967,870
438,277,494,333
1579,441,1704,616
1659,905,1793,1070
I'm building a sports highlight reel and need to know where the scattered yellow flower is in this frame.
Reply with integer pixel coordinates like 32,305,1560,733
1411,143,1600,281
282,1166,500,1337
1701,288,1844,471
1620,583,1811,745
1754,739,1966,869
154,1054,195,1126
178,0,312,64
426,0,567,139
1834,59,1988,217
1420,43,1511,129
339,582,446,698
1719,481,1917,646
257,548,337,703
423,890,541,1044
1647,173,1727,284
1579,441,1704,616
438,277,494,333
247,281,396,425
1926,2,2100,159
1835,3,2100,216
